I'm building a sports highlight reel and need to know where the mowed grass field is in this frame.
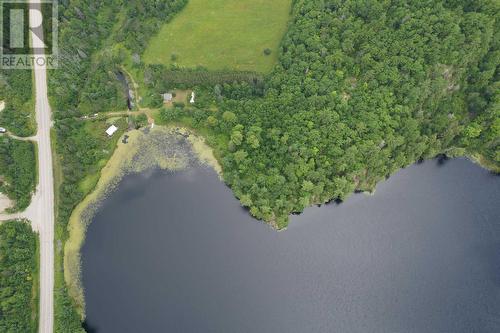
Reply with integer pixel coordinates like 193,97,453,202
143,0,292,73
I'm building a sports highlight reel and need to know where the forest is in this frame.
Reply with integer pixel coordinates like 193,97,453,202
47,0,498,330
0,138,37,212
0,70,35,137
0,61,36,213
0,0,35,137
0,220,38,333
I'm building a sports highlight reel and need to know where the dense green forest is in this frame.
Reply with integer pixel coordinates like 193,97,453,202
156,0,500,227
0,70,36,214
0,138,37,212
0,1,35,137
48,0,498,330
0,70,35,137
0,220,38,333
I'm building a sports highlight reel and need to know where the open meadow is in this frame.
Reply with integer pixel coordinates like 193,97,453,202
143,0,291,73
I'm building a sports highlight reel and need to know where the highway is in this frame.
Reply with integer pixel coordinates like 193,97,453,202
31,1,55,332
33,56,54,333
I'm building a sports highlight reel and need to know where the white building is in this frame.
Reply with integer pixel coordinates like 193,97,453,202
162,93,173,103
190,91,195,104
106,125,118,137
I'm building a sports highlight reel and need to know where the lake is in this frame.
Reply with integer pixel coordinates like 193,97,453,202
81,158,500,332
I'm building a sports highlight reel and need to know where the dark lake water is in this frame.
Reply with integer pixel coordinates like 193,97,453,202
81,158,500,333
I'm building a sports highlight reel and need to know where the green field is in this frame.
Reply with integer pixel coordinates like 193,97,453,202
143,0,292,73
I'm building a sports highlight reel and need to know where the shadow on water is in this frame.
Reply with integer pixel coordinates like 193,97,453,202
82,321,98,333
437,153,450,166
325,197,343,206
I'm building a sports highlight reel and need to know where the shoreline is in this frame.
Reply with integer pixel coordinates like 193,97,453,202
64,124,498,317
64,126,222,317
467,153,500,174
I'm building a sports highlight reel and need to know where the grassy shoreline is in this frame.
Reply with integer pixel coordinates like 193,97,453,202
63,126,221,316
467,154,500,174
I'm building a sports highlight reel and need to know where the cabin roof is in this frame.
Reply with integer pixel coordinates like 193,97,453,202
106,125,118,136
162,93,173,102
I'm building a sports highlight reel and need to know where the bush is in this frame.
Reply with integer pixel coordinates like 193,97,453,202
145,66,264,89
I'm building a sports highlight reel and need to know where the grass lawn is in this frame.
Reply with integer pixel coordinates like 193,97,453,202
143,0,292,73
162,89,191,107
77,118,127,194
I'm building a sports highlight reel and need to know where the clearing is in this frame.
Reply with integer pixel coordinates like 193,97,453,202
164,89,191,107
143,0,292,73
0,192,12,214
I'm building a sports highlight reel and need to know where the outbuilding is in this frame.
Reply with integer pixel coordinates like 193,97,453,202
162,93,173,103
106,125,118,137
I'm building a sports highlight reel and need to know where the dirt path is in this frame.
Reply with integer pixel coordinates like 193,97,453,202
82,109,155,125
0,133,38,141
0,193,13,214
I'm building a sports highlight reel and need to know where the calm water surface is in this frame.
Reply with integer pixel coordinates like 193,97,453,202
82,158,500,332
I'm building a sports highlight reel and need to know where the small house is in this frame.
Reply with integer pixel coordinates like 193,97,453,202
106,125,118,137
190,91,195,104
162,93,173,103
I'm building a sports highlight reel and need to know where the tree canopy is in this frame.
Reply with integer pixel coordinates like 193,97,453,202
0,220,37,333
